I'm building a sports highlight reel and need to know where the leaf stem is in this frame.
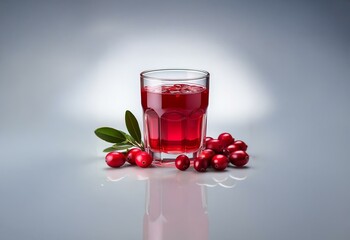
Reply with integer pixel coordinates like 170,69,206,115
125,138,144,150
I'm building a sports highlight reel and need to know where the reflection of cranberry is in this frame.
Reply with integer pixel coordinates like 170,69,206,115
175,155,190,171
105,152,126,168
229,150,249,167
135,152,153,168
206,139,224,153
233,140,248,151
194,158,208,172
126,148,141,165
211,154,228,171
218,133,234,147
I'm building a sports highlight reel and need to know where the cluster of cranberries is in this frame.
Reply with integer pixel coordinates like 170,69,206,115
105,148,153,168
175,133,249,172
105,132,249,172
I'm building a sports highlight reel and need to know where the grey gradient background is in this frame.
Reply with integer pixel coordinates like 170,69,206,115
0,0,350,239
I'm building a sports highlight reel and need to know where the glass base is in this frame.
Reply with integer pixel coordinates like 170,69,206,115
148,150,201,165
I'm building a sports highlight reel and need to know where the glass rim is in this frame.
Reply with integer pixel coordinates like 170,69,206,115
140,69,210,81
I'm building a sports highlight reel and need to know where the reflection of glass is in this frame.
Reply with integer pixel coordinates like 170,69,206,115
105,167,248,240
140,69,210,163
144,174,208,240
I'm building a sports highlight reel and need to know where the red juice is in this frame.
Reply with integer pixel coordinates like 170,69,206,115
141,84,209,154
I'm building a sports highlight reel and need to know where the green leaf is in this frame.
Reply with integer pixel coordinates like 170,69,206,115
94,127,126,143
119,130,136,143
103,143,134,152
125,110,142,144
111,143,133,150
126,135,135,143
103,147,117,152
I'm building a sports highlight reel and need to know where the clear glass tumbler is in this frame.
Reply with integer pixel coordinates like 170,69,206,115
140,69,210,163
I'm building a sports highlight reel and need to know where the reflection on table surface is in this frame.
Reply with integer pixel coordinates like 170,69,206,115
104,164,249,240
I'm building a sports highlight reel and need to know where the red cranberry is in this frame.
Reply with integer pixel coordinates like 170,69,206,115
194,157,208,172
233,140,248,151
218,133,234,147
198,149,215,166
206,139,224,153
135,151,153,168
205,137,213,146
211,154,228,171
201,149,215,160
229,150,249,167
223,144,240,156
126,148,141,165
105,152,126,168
175,155,190,171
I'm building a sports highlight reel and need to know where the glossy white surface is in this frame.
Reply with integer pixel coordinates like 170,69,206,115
1,0,349,239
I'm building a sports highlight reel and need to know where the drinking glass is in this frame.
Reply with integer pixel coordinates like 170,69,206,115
140,69,210,163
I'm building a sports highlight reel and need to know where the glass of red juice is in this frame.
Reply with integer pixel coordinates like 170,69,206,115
140,69,209,163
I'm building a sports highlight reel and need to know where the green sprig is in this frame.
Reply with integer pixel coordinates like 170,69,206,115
95,110,144,153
